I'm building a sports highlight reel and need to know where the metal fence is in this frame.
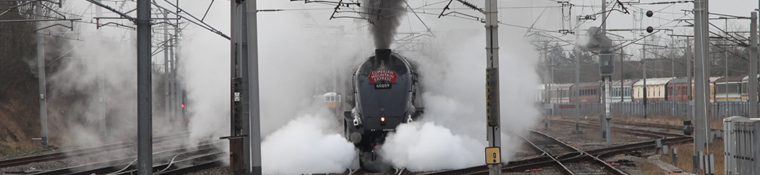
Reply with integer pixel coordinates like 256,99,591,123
550,101,758,119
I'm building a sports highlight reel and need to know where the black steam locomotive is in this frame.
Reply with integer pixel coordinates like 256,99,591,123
343,49,424,162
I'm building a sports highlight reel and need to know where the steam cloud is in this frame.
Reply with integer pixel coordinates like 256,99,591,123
261,106,356,174
364,0,406,49
182,0,366,172
178,0,544,173
377,26,542,170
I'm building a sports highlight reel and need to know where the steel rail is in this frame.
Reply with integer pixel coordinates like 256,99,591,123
151,159,223,174
0,133,188,168
601,119,724,133
552,119,685,138
520,135,575,175
29,143,219,175
551,119,663,138
418,120,696,175
115,151,225,175
529,130,627,175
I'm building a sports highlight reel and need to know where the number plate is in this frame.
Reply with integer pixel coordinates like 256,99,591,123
374,83,391,89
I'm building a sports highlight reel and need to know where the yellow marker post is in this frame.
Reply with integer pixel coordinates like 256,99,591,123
485,147,501,164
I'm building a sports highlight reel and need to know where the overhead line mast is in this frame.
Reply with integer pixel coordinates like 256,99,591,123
484,0,502,174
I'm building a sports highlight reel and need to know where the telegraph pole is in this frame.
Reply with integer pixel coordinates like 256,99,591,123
163,10,171,120
749,12,757,118
96,0,107,140
621,49,625,103
574,19,581,133
685,37,693,134
226,1,252,174
484,0,502,174
35,1,48,146
246,0,262,174
601,0,612,146
693,0,710,169
642,42,648,119
172,1,181,120
544,41,551,130
136,0,152,174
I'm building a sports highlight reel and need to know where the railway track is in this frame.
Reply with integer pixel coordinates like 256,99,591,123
558,116,723,133
28,142,222,175
0,132,188,169
526,131,579,156
114,149,224,175
424,122,694,175
520,134,574,174
551,119,685,138
508,130,626,175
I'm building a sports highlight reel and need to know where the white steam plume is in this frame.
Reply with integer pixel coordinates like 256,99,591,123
180,0,369,172
178,1,231,153
378,31,542,171
376,0,546,169
364,0,406,49
181,0,546,172
261,105,356,174
47,1,144,149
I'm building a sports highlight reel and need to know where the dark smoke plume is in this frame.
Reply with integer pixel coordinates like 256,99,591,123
364,0,406,49
578,26,613,52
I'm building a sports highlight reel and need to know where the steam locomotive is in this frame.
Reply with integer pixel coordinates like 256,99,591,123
343,49,424,164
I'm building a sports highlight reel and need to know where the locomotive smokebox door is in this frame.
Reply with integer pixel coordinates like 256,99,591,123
599,52,615,76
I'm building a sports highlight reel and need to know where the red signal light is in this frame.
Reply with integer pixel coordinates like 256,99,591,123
181,104,185,108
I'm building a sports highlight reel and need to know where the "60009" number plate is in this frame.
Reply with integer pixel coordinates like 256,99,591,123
374,83,391,89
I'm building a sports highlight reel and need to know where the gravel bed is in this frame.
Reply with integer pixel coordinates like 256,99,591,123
186,166,231,175
504,167,559,175
0,146,63,161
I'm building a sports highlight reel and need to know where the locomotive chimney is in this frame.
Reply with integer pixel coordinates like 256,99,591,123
375,49,392,67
